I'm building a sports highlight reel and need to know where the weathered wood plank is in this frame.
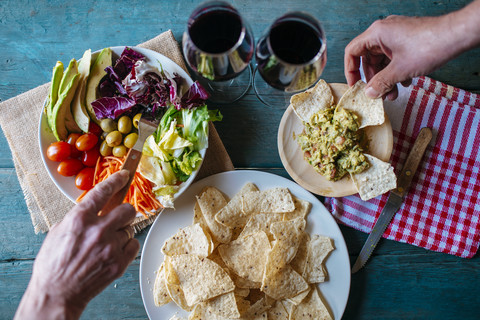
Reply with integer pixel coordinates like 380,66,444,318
0,259,148,319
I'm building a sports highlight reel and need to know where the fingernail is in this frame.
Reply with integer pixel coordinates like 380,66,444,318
365,86,380,99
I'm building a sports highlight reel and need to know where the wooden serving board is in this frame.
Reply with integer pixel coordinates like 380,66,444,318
277,83,393,198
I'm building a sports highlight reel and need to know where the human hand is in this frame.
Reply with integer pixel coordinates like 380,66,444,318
15,170,139,320
344,14,462,100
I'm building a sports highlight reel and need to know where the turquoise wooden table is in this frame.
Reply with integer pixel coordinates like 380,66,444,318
2,1,480,319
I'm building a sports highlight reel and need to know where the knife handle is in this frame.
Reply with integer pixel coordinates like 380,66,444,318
99,148,143,216
393,127,433,198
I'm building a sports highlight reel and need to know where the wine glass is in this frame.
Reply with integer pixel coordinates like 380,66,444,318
253,12,327,107
182,1,255,104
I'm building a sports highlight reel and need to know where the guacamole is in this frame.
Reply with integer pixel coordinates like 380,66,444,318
295,107,369,181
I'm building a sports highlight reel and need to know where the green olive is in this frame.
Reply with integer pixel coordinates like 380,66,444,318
124,132,138,149
99,140,113,157
132,113,142,129
112,145,127,157
100,118,117,133
105,130,123,147
118,115,132,134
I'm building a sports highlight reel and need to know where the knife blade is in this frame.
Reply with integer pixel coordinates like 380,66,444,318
351,127,433,273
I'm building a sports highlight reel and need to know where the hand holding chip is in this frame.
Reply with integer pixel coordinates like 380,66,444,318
345,0,480,100
15,170,139,320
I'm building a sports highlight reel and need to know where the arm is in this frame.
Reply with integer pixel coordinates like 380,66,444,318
14,170,139,320
344,0,480,100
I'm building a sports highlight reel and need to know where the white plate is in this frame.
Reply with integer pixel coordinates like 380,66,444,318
140,170,351,320
38,46,205,211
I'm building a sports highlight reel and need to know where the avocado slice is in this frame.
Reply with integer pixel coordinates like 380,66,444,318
52,73,80,140
71,49,92,132
46,61,64,130
85,47,112,125
62,59,82,134
50,59,81,141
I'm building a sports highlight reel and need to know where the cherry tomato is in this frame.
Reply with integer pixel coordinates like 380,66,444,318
57,159,84,177
75,133,98,151
75,167,95,190
66,133,82,158
82,148,100,167
46,141,71,162
88,121,102,136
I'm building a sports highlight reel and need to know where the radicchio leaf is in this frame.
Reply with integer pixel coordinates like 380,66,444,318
180,81,210,109
91,96,136,119
114,47,145,80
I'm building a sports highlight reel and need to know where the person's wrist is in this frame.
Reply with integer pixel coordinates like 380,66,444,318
444,1,480,55
14,281,84,320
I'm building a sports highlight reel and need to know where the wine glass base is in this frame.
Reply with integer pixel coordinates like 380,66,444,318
192,64,253,105
252,68,296,108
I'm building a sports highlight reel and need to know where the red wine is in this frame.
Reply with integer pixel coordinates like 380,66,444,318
270,20,322,64
189,10,242,54
255,13,326,91
184,4,254,81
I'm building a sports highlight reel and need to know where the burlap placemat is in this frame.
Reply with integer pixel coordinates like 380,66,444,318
0,30,234,234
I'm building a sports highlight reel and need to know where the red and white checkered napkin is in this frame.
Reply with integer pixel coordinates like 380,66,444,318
325,76,480,258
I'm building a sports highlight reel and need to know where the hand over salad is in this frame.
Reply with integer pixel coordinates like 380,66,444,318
44,46,221,213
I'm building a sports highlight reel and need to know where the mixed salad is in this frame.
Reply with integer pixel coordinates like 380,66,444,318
91,48,221,207
44,46,221,212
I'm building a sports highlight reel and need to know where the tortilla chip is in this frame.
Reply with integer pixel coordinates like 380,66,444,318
153,262,172,307
164,257,193,311
290,79,335,123
218,231,271,283
351,154,397,201
290,232,310,276
235,287,250,297
290,286,333,320
281,299,295,317
196,187,232,243
283,196,312,221
161,223,213,258
287,287,311,305
205,292,243,319
261,264,309,301
169,254,235,306
188,303,205,320
244,298,271,318
268,300,290,319
241,188,295,215
189,298,263,320
304,235,334,283
193,201,208,230
215,183,259,228
269,217,306,267
231,272,262,289
238,212,284,241
336,80,384,128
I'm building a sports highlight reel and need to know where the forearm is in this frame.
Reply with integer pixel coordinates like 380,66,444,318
443,0,480,57
14,282,83,320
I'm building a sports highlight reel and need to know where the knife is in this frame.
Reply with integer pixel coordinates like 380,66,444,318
351,127,433,273
99,117,158,216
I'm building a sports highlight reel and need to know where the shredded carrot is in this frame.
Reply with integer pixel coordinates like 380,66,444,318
75,155,163,218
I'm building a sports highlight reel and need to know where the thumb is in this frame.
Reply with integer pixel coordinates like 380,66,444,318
364,62,403,99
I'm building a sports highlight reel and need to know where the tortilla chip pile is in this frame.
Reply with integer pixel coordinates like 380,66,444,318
291,79,396,201
154,183,335,320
